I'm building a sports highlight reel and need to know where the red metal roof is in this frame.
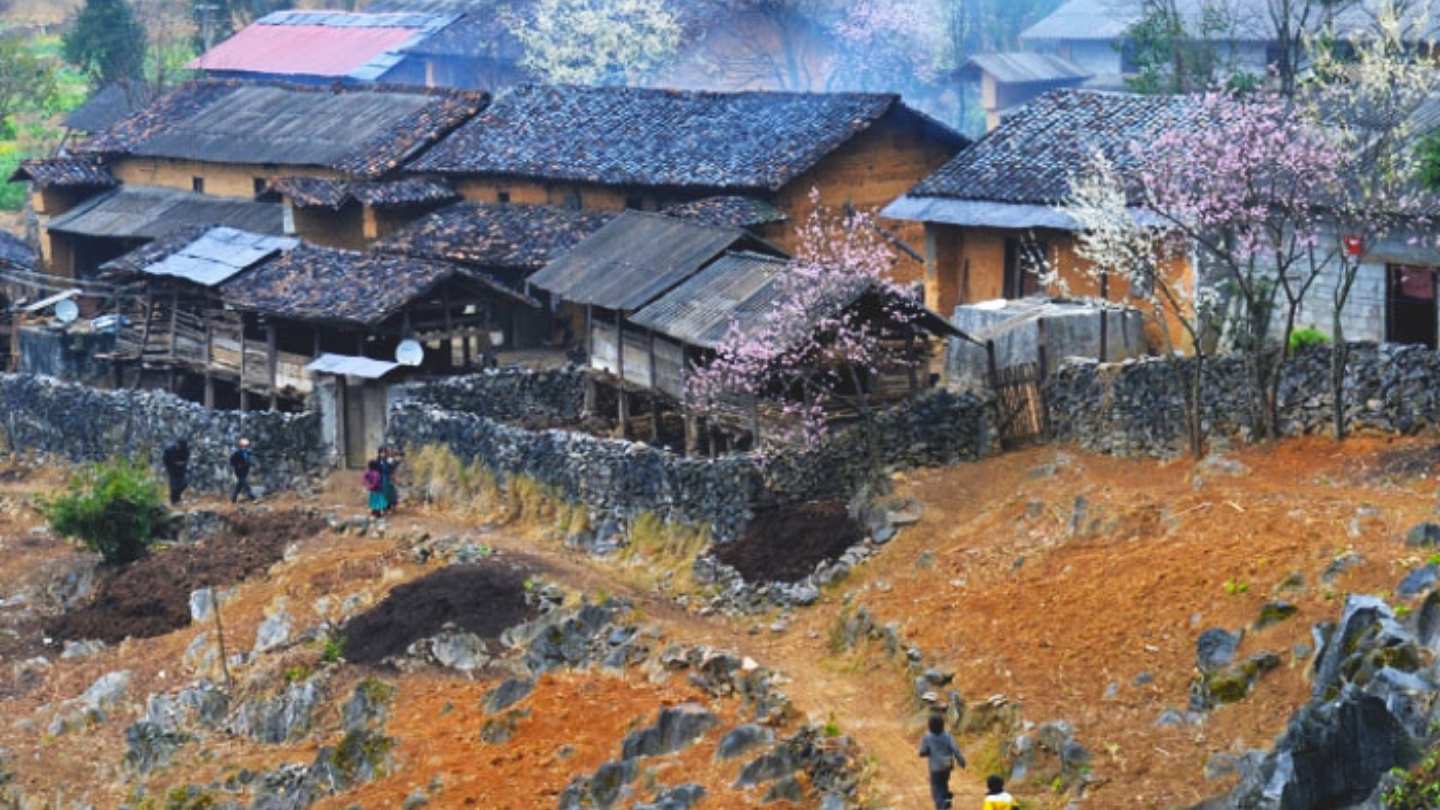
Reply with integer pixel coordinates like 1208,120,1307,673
189,23,422,77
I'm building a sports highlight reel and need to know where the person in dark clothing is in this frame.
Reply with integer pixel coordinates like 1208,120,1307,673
378,447,402,514
162,439,190,506
229,438,256,503
918,713,966,810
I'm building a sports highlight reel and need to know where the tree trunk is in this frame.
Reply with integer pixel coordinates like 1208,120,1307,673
1331,317,1348,441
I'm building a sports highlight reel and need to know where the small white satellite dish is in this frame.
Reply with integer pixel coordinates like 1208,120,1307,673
395,339,424,367
488,329,505,348
55,299,79,324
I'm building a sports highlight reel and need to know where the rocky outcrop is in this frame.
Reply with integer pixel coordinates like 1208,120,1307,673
1218,595,1437,809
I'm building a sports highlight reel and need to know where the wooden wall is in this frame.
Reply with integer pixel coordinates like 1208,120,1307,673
455,178,640,211
292,204,366,250
924,222,1194,349
112,158,341,199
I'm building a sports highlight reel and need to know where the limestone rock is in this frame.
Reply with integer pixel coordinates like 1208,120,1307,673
620,703,718,760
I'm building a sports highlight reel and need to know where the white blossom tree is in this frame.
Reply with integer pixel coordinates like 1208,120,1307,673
506,0,682,84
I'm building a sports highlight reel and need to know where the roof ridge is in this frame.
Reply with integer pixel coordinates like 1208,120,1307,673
511,82,902,104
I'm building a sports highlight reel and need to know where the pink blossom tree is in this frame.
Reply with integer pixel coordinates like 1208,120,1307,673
1064,91,1344,448
687,192,924,452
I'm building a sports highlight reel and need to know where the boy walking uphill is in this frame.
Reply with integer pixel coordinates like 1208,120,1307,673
918,714,965,809
982,776,1015,810
229,438,256,503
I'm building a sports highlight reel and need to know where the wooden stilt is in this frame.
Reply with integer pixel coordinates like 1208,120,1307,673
266,323,278,411
684,412,700,457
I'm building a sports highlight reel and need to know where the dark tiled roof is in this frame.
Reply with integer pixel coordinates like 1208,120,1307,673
376,202,614,272
220,244,459,325
9,158,118,189
45,186,286,239
75,80,487,179
268,176,459,209
0,231,36,269
661,196,786,228
909,90,1197,205
413,84,952,191
65,83,156,133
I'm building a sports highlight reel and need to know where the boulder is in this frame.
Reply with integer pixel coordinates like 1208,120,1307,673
229,678,325,744
1397,565,1439,599
253,612,292,655
341,679,395,733
428,631,489,672
716,724,773,760
1192,652,1281,710
1196,629,1242,673
483,678,534,714
1406,522,1440,547
1322,552,1366,584
634,784,705,810
620,703,718,760
1256,602,1298,630
123,721,189,774
81,671,131,713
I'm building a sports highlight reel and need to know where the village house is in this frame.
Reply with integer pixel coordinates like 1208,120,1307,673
528,210,959,451
961,53,1112,132
188,10,462,87
887,88,1440,353
404,84,969,286
13,80,487,280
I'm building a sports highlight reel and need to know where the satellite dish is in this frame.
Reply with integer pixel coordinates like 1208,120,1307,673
395,339,424,367
55,299,79,324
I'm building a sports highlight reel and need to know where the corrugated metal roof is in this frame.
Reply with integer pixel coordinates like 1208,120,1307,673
190,11,454,80
141,227,298,286
966,53,1091,84
527,211,778,312
46,186,285,239
628,251,790,348
306,353,402,379
126,84,438,168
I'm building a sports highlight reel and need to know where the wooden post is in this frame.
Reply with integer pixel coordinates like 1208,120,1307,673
441,290,455,367
265,323,278,411
137,290,155,360
648,330,659,442
312,327,321,359
905,328,919,393
1099,270,1110,362
203,320,215,408
615,310,628,437
239,314,249,412
684,412,700,457
167,289,179,359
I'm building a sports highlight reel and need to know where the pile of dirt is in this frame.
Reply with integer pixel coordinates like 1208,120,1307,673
340,562,539,665
46,510,325,643
716,499,863,583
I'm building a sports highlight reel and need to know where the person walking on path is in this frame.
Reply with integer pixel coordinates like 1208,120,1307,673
981,776,1015,810
378,447,402,515
162,438,190,506
229,438,256,503
918,713,966,810
364,460,386,518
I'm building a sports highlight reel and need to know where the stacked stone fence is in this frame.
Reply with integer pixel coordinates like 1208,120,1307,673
0,374,326,494
1047,343,1440,456
388,370,995,540
393,367,586,422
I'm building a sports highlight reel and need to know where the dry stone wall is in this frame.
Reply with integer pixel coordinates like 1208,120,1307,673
0,374,326,494
388,371,994,540
393,367,586,422
1047,343,1440,456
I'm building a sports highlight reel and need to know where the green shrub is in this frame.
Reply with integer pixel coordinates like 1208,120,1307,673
1386,745,1440,809
45,458,166,565
1288,326,1330,354
320,634,346,664
0,144,25,212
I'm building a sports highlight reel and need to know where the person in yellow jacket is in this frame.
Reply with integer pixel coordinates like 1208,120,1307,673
982,775,1016,810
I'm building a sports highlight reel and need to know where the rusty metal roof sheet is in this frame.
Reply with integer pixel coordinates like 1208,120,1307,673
141,227,298,287
46,186,285,239
628,251,789,348
527,211,782,312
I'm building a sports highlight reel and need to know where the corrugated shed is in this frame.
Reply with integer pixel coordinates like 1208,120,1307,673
413,84,963,191
628,251,790,348
189,11,454,80
376,202,614,272
139,227,299,287
46,186,285,239
528,211,778,311
75,80,488,179
966,53,1091,84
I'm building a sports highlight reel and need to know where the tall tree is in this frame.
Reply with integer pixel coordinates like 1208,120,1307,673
0,39,59,139
63,0,149,86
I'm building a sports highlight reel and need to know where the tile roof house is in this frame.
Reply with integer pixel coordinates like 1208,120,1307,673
189,10,457,85
375,201,614,276
23,80,487,279
410,83,967,285
884,90,1197,327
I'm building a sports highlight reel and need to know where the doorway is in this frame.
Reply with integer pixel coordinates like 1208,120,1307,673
1003,237,1045,300
1387,265,1437,349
